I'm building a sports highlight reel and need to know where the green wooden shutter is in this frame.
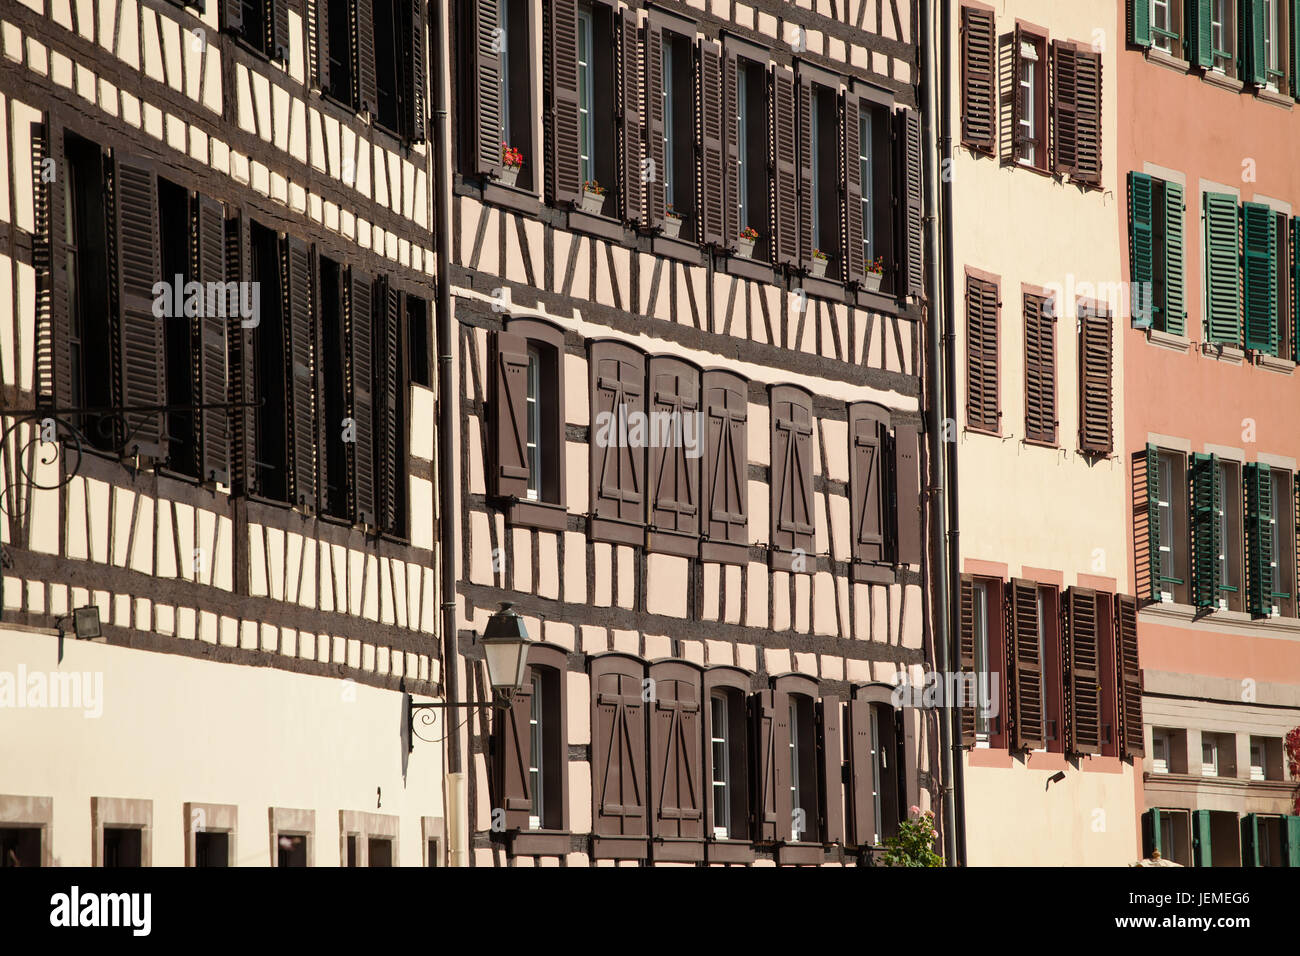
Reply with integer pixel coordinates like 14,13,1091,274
1244,0,1267,85
1129,172,1155,328
1193,809,1213,866
1164,182,1187,335
1242,202,1278,353
1246,462,1274,616
1189,0,1213,68
1241,813,1260,866
1204,192,1241,344
1147,444,1162,596
1142,808,1162,857
1131,0,1151,48
1292,218,1300,361
1287,816,1300,866
1293,1,1300,98
1191,452,1221,608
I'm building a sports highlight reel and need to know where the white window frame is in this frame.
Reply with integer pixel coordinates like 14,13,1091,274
710,692,730,839
528,671,544,828
1152,728,1171,773
972,581,991,743
576,5,594,184
859,108,874,266
1018,43,1038,167
736,65,749,232
1201,733,1219,777
525,347,541,501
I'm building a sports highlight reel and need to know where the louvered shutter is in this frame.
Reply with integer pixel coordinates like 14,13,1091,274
272,0,290,61
846,696,875,844
378,281,401,533
493,676,532,829
699,40,725,246
1142,808,1162,858
1189,0,1213,68
1052,41,1078,176
284,237,316,511
648,662,704,846
1024,293,1057,444
1073,47,1102,186
818,697,844,845
347,269,376,526
618,11,642,224
1115,593,1144,758
225,213,257,494
354,0,377,116
1245,462,1274,617
1244,0,1267,85
491,330,529,499
471,0,502,177
773,66,799,267
1146,443,1162,597
1287,816,1300,866
843,92,865,284
1010,578,1044,750
958,575,978,747
407,0,427,143
1293,0,1300,98
1078,305,1113,455
1066,587,1101,754
112,155,165,459
893,422,922,566
1164,181,1187,335
592,658,648,842
770,386,814,561
1294,218,1300,362
900,109,924,298
1129,172,1155,327
965,275,1000,431
723,49,740,249
702,371,748,555
590,342,645,534
313,0,330,92
1240,814,1260,866
643,21,666,226
547,0,581,205
796,77,814,270
193,196,229,485
1130,0,1151,47
1193,809,1214,866
898,706,919,812
222,0,242,33
1242,202,1278,353
31,122,73,411
647,357,700,554
1204,192,1241,344
850,403,887,564
961,5,997,152
1190,452,1221,608
1012,24,1026,156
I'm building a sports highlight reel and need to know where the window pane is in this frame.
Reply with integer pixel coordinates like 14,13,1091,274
860,110,873,265
577,9,593,184
529,672,543,827
662,42,674,207
972,582,990,737
526,349,540,501
710,693,729,839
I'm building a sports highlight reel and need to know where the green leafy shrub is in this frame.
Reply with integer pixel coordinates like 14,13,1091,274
878,807,944,867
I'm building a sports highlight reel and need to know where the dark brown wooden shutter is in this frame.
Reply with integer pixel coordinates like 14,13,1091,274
592,657,649,842
898,706,919,811
702,370,748,560
647,357,700,555
770,385,814,561
796,75,814,270
722,48,740,249
1115,593,1144,758
193,195,229,485
960,5,996,153
899,109,924,299
1012,24,1026,157
313,0,330,92
818,697,845,845
1073,46,1102,186
32,121,73,410
1066,586,1101,754
284,236,317,511
589,341,645,540
492,676,533,829
347,268,376,526
547,0,581,205
112,154,164,458
773,65,798,266
958,575,978,747
648,662,704,849
751,688,790,842
1024,292,1057,445
354,0,377,116
377,280,401,532
225,212,257,495
1010,578,1044,750
222,0,243,32
699,39,725,246
1078,305,1113,455
407,0,427,143
965,274,1000,431
846,696,875,845
850,402,887,564
643,21,666,226
1052,41,1078,176
490,330,530,499
272,0,290,61
471,0,501,177
843,91,865,285
618,10,642,224
893,423,921,565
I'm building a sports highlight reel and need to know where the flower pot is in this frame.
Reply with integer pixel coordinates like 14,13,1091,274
661,216,683,239
579,189,606,214
811,257,828,279
498,165,520,188
862,271,883,293
735,236,756,260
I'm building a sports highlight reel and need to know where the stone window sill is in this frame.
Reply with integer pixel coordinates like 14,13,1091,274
1147,328,1191,353
1201,341,1244,364
1255,86,1294,110
1145,47,1189,75
1202,68,1245,93
1253,351,1295,374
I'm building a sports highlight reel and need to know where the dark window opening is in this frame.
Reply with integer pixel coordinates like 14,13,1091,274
426,839,440,865
367,837,393,866
1151,178,1169,330
529,663,564,830
870,702,901,843
525,340,562,505
277,833,307,866
737,59,770,259
863,105,895,293
250,222,289,503
708,687,749,841
0,828,41,867
407,294,430,387
810,84,840,276
662,31,696,225
102,827,142,867
788,693,820,842
159,177,197,478
387,288,408,538
194,831,228,867
1217,459,1244,612
320,257,350,520
237,0,274,59
501,0,534,191
1037,585,1064,752
346,833,358,866
326,0,354,106
576,2,616,198
373,0,412,137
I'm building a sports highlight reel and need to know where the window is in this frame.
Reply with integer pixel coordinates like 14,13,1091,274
868,702,901,843
93,797,152,867
646,357,701,556
372,0,416,137
1276,213,1294,360
1151,0,1183,56
195,832,229,867
590,655,648,858
1250,737,1265,779
325,0,353,102
960,4,997,153
577,5,594,183
1024,292,1057,444
1211,0,1234,73
959,575,1006,749
185,802,236,867
228,0,287,62
735,56,771,257
102,828,143,867
1201,735,1220,775
323,0,424,139
368,837,393,866
1265,0,1283,86
1217,459,1244,611
710,693,730,838
1050,41,1103,185
408,295,431,387
856,103,896,291
703,673,750,849
1036,585,1064,751
529,671,544,828
661,30,696,223
849,402,893,573
1128,173,1187,336
589,342,646,544
1145,446,1191,604
859,109,874,265
1152,728,1171,772
811,86,839,266
572,1,616,198
1269,470,1296,616
971,581,992,740
278,834,307,866
1016,36,1043,168
249,222,291,503
0,828,41,867
1243,202,1279,354
270,808,314,866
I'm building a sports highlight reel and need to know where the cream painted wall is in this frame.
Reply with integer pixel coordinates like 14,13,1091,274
0,626,443,866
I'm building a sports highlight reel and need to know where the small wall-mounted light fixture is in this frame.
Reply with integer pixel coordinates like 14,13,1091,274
72,605,103,641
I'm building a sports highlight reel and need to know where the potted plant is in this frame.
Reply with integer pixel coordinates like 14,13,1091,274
810,248,830,278
579,179,606,214
662,204,684,239
862,255,884,292
736,225,758,260
499,143,523,188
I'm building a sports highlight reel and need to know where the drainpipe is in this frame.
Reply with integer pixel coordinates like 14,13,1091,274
919,0,963,866
430,0,465,865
